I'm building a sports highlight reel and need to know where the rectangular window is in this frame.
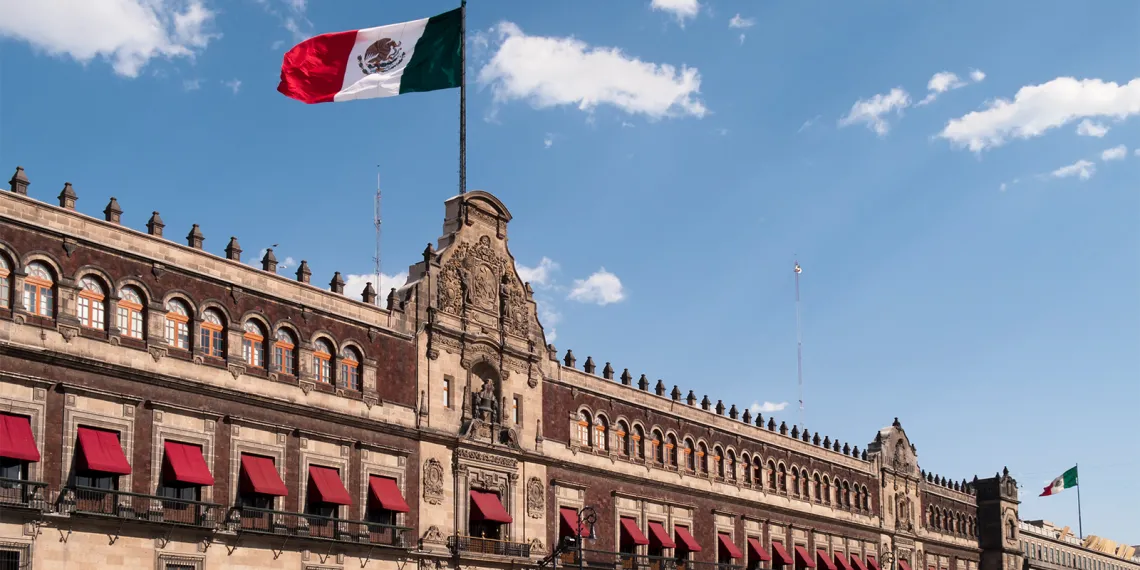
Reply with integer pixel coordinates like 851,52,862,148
512,396,521,424
0,458,27,482
442,377,452,408
0,549,22,570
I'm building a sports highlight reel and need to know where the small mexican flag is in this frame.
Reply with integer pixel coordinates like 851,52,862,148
277,7,462,104
1040,466,1078,497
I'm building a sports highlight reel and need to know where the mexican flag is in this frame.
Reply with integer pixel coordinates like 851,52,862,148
277,7,462,104
1040,466,1078,497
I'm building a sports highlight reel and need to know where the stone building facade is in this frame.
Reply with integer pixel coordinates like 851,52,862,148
1018,521,1140,570
1,166,1024,570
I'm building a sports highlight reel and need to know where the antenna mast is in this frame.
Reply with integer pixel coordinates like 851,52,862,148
374,170,382,295
798,261,807,428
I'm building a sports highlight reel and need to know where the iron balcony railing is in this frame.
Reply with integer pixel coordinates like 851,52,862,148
226,505,410,547
684,560,744,570
556,549,744,570
0,477,49,510
448,535,532,558
59,486,220,529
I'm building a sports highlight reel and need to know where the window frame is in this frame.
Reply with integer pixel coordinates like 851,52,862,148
165,299,191,350
273,328,297,375
22,262,55,318
199,310,225,359
0,255,11,310
116,287,145,339
76,276,107,330
338,346,362,391
241,321,267,368
312,339,333,384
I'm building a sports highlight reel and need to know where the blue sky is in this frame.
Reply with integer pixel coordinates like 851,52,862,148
2,0,1137,539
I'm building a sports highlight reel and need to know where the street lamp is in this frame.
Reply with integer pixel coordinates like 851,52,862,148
577,506,598,570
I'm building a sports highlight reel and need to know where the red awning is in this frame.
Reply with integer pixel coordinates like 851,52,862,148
560,507,581,537
0,414,40,462
620,517,650,546
675,526,703,553
773,542,794,566
369,475,410,512
76,427,131,475
470,490,513,523
748,538,771,561
836,553,854,570
866,557,881,570
817,550,838,570
239,454,288,496
851,555,869,570
162,441,214,486
719,533,744,560
795,545,818,569
309,465,352,505
647,521,676,549
897,560,912,570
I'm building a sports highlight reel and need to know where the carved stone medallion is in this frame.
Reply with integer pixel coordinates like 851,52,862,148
526,477,544,519
423,458,445,505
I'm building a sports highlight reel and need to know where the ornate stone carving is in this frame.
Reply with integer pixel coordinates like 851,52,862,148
529,538,546,554
227,365,245,380
438,236,532,337
108,335,121,347
469,470,508,496
148,346,167,362
457,448,518,469
299,381,314,395
526,477,544,519
423,458,445,505
422,526,447,544
58,325,78,343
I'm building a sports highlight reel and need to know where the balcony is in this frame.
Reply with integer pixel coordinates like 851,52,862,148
59,486,220,529
227,505,410,547
448,535,532,558
0,478,49,510
555,550,745,570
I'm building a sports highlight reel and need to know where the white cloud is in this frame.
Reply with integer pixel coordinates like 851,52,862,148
797,114,822,133
939,76,1140,152
255,0,310,41
278,256,297,270
341,272,409,303
621,120,635,128
516,257,559,288
750,401,789,414
916,70,983,106
538,303,561,343
1050,160,1096,181
1101,144,1127,161
738,33,746,45
651,0,700,25
0,0,218,78
1136,149,1140,157
999,182,1007,192
969,69,986,83
222,78,242,94
567,268,625,305
477,22,707,120
182,78,201,91
543,134,554,149
729,14,755,28
716,127,728,136
838,88,910,136
1075,119,1108,138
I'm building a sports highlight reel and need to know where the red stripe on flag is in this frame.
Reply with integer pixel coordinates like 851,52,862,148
277,30,359,104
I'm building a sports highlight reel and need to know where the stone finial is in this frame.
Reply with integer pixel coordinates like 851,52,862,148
147,211,165,237
362,282,377,304
767,418,776,431
742,409,752,424
921,469,927,478
261,248,278,272
670,386,681,401
1003,466,1009,477
583,356,596,374
103,197,122,224
620,368,632,386
186,224,204,249
802,429,811,442
654,379,666,396
547,344,557,360
563,350,576,368
852,445,859,457
813,433,821,445
843,442,851,455
755,413,764,427
296,260,312,283
423,242,435,264
832,440,840,452
330,272,345,293
779,421,788,435
602,362,614,380
9,166,29,195
686,391,697,406
637,374,649,391
893,417,902,428
874,432,882,444
823,436,831,448
953,481,960,491
861,449,868,460
58,182,77,209
225,237,242,261
700,395,711,410
790,425,799,438
715,400,725,415
386,288,397,309
729,404,739,419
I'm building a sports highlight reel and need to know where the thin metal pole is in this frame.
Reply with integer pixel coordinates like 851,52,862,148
795,261,804,430
459,0,467,195
374,170,382,294
1075,463,1083,540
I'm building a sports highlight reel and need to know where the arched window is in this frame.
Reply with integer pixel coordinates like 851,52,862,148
766,461,777,491
0,255,10,309
666,434,678,466
242,320,267,368
813,474,822,502
727,451,737,482
684,439,696,471
791,468,801,497
313,338,333,383
165,299,191,349
116,286,145,339
633,425,645,459
777,464,787,492
714,446,725,478
822,476,831,504
594,416,609,452
742,454,752,484
577,411,591,447
699,443,710,475
652,429,664,464
339,346,363,391
77,276,107,329
800,469,810,498
752,457,762,484
842,481,851,507
617,420,630,457
23,262,55,317
862,486,870,510
274,328,297,375
200,309,225,358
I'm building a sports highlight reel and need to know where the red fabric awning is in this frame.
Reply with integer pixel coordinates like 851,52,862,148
836,553,854,570
773,542,794,565
795,545,818,569
719,533,744,560
369,475,410,512
817,550,838,570
162,441,214,486
851,555,869,570
648,521,677,549
866,557,881,570
748,538,772,561
620,517,650,546
897,560,912,570
675,525,703,553
76,426,131,475
308,465,352,505
560,507,580,537
239,454,288,496
470,490,513,523
0,414,40,462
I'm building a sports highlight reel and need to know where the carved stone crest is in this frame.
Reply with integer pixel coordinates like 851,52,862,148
58,325,78,343
423,458,445,505
529,538,546,554
422,526,447,545
526,477,544,519
439,235,510,317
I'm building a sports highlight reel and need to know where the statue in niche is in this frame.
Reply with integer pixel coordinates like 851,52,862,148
499,274,512,321
458,261,475,305
475,377,499,423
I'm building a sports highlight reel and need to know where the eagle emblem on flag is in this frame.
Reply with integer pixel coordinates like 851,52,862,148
357,38,405,75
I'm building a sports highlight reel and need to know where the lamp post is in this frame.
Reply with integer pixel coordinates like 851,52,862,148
577,506,598,570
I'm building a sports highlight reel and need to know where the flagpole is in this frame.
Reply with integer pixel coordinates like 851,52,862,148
459,0,467,195
1075,463,1083,540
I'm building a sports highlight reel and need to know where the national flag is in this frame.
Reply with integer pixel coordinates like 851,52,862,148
278,8,462,104
1040,466,1078,497
794,263,802,274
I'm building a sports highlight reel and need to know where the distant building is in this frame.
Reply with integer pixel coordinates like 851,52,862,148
1018,520,1139,570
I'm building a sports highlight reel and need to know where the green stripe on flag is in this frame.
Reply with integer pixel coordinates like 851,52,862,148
1061,466,1078,489
399,7,462,94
